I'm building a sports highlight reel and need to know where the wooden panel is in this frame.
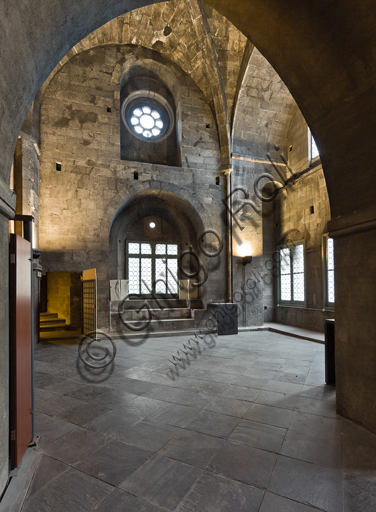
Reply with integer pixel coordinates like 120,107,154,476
10,234,32,468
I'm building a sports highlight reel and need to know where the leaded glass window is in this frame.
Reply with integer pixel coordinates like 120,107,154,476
279,242,305,305
126,241,179,298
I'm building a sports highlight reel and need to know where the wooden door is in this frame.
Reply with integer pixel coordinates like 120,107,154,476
9,234,32,468
82,269,97,335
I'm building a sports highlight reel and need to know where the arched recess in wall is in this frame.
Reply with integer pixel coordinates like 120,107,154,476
120,64,180,166
109,189,206,299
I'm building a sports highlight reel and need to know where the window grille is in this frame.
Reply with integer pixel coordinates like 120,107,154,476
126,241,179,298
278,242,305,305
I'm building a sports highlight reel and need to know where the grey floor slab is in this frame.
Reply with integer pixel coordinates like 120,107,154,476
256,390,300,410
229,419,286,453
244,403,294,429
289,410,342,439
159,430,224,468
268,456,343,512
207,440,277,488
204,396,252,418
10,331,374,512
259,492,320,511
122,419,181,452
22,467,113,512
34,412,77,447
43,427,108,465
177,471,264,512
343,474,376,512
76,439,152,486
85,409,143,441
120,454,202,511
94,489,166,512
281,428,342,470
185,409,240,438
147,403,203,427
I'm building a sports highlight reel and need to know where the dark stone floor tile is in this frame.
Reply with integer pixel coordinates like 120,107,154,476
160,430,224,468
27,455,68,498
204,396,251,418
229,419,286,453
35,412,77,447
63,383,109,401
178,471,264,512
289,411,342,440
120,454,201,511
108,377,156,395
95,489,165,512
92,388,138,408
76,439,152,486
36,393,85,418
34,371,67,390
85,409,143,441
256,390,300,410
185,410,240,438
268,456,343,512
344,474,376,512
281,428,342,470
43,427,108,465
244,403,293,429
207,441,277,488
144,385,209,408
148,403,202,427
117,396,165,418
59,402,111,427
22,467,113,512
123,419,180,452
260,492,319,511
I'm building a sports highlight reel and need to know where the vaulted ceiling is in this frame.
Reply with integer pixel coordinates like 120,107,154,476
40,0,297,164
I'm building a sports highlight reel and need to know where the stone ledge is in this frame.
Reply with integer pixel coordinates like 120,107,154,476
328,206,376,238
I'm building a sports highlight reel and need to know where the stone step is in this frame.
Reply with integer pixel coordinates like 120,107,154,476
119,308,192,321
40,320,67,331
40,312,59,320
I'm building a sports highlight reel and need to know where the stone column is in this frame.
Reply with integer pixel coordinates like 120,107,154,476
220,165,233,302
329,207,376,434
0,178,16,496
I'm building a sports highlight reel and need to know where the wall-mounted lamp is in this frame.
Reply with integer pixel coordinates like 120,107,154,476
242,255,253,266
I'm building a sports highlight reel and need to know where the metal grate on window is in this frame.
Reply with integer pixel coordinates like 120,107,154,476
129,243,140,254
141,243,152,255
293,244,305,302
280,247,291,301
156,244,166,255
129,257,140,294
167,244,178,256
155,258,167,294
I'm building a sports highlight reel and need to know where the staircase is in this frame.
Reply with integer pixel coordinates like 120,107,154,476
39,312,81,341
110,299,212,335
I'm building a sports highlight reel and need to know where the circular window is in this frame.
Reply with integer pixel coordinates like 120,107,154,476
122,91,174,142
149,222,156,229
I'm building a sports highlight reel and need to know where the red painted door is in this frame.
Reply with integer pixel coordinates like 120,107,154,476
9,234,32,468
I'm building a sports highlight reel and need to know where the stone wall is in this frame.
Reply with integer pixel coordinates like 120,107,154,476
274,108,334,332
39,44,229,330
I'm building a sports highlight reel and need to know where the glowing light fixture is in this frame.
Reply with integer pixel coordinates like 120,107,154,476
149,222,156,229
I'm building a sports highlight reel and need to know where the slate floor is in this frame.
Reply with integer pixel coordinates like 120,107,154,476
21,331,376,512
